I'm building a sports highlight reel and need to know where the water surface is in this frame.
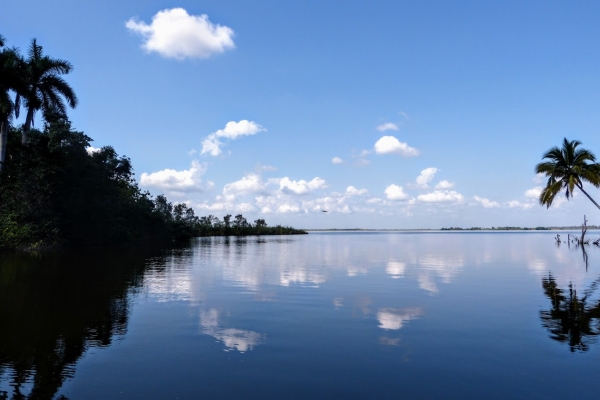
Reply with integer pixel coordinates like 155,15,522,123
1,232,600,399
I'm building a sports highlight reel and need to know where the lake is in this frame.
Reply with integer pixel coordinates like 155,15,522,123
1,231,600,399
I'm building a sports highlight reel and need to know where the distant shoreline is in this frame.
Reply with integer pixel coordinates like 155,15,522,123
304,226,599,232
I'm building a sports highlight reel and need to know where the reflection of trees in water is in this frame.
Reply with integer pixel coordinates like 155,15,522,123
540,273,600,352
0,250,159,399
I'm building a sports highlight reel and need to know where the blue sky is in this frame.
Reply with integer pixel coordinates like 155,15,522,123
3,0,600,228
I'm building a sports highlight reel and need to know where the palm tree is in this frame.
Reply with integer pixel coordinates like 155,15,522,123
0,36,24,171
19,38,77,144
535,138,600,210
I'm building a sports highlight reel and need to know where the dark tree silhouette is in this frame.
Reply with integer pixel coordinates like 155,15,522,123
540,273,600,352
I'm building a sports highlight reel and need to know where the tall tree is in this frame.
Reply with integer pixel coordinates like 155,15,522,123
19,38,78,144
0,36,24,171
535,138,600,210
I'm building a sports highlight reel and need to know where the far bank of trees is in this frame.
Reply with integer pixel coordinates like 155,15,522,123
0,35,304,251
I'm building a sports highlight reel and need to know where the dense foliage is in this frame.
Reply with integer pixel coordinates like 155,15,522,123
0,121,168,249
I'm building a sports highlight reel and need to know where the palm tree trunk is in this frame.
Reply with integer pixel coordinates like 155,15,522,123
0,117,8,172
576,183,600,211
22,106,34,144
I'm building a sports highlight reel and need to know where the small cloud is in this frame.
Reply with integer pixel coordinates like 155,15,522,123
533,173,545,184
525,186,543,199
374,136,420,157
376,122,399,132
188,149,198,156
415,168,438,188
508,200,535,209
332,157,344,164
417,190,464,203
435,180,455,189
345,186,368,196
474,195,500,208
255,164,277,173
126,8,235,60
280,177,326,195
223,173,265,196
86,146,101,155
201,120,265,156
277,203,301,213
385,184,409,201
399,111,410,120
140,160,213,193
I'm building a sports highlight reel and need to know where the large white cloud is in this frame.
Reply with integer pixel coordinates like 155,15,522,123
126,8,235,59
417,190,464,203
416,168,438,188
374,136,420,157
280,177,326,195
140,160,212,192
474,195,500,208
385,184,409,201
202,120,265,156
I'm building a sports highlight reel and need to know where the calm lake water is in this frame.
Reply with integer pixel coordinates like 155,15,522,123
2,231,600,399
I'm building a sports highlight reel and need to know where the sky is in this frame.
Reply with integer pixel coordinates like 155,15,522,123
3,0,600,229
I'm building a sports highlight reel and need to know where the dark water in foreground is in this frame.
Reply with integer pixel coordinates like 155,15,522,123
1,232,600,399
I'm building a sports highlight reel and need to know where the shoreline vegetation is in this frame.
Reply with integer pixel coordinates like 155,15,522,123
0,36,305,252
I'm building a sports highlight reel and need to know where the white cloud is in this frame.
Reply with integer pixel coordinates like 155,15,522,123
255,164,277,172
126,8,235,60
277,203,301,213
385,184,409,201
332,157,344,164
508,200,535,209
374,136,420,157
415,168,438,188
280,177,326,195
533,173,545,184
376,122,399,132
417,190,464,203
86,146,101,155
345,186,368,196
201,120,265,156
140,160,212,192
525,186,543,199
223,173,265,196
474,195,500,208
435,180,455,189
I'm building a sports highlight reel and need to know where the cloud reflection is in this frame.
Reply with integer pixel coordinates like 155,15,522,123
377,308,422,330
200,308,263,353
386,261,406,279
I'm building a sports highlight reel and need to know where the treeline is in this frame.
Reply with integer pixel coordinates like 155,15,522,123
0,119,304,251
179,212,306,237
439,226,597,231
